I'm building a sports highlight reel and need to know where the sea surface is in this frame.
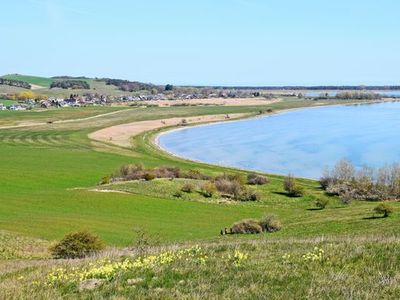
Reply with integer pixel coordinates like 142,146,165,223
158,102,400,178
305,91,400,97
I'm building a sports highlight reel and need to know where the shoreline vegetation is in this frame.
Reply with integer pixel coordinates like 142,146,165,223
2,94,400,298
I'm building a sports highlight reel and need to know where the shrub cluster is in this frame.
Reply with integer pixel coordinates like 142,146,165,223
181,182,195,193
201,182,216,197
114,164,211,182
283,175,303,197
247,173,268,185
50,80,90,89
50,231,104,259
112,165,268,202
373,203,394,217
229,215,282,235
0,78,31,89
214,173,259,201
116,164,181,181
320,160,400,201
104,78,160,92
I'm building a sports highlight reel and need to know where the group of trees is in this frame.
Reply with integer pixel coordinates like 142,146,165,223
320,160,400,201
104,78,160,93
0,78,31,89
335,91,380,100
50,80,90,89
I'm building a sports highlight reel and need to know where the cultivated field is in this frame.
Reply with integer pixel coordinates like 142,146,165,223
1,97,399,298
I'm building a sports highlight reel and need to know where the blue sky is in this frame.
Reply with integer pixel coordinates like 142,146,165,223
1,0,400,86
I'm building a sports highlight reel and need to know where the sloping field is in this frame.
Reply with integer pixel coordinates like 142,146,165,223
1,74,53,88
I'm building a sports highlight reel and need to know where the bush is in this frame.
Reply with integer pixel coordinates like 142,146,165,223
144,171,156,181
215,178,242,197
173,190,183,198
340,191,353,205
321,161,400,201
258,215,282,232
99,176,111,185
154,166,181,178
283,175,303,197
238,187,260,201
201,182,216,197
215,173,246,185
181,182,195,193
315,198,329,209
374,203,394,217
50,231,104,259
247,173,268,185
231,219,263,234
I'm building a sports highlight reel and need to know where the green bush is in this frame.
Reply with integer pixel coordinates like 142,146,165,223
144,171,156,181
201,182,216,198
50,231,104,259
173,190,183,198
99,176,111,185
283,175,303,197
181,182,195,193
231,219,263,234
238,187,260,201
315,198,329,209
258,215,282,232
374,203,394,217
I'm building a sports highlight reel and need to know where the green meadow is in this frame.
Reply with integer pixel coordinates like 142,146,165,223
1,74,54,88
1,98,398,245
1,98,400,298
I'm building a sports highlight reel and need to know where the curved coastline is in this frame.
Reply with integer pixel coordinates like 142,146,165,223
153,103,338,180
153,100,400,180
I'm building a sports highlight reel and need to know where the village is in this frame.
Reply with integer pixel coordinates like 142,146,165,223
0,89,276,111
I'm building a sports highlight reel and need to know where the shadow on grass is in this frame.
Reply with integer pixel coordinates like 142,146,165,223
362,215,385,220
272,191,302,198
307,207,324,211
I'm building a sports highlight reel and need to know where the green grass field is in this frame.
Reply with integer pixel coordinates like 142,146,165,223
1,74,54,88
1,98,399,298
0,74,148,97
1,99,397,244
0,98,16,106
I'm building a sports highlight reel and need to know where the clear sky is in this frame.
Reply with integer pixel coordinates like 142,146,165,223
1,0,400,86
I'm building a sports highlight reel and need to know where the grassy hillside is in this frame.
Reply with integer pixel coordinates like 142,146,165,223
1,74,53,88
2,236,399,299
1,98,399,298
0,99,398,245
0,75,143,97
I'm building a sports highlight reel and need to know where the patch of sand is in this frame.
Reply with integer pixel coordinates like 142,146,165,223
29,84,45,90
140,97,279,107
89,113,250,148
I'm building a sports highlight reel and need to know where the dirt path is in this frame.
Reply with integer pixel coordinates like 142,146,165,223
89,113,250,148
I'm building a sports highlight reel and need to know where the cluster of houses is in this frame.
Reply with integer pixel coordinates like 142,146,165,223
0,103,29,111
0,94,109,111
0,89,272,111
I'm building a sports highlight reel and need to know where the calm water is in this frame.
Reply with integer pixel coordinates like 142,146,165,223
305,91,400,97
158,102,400,179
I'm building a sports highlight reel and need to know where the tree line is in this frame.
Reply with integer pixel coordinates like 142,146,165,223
0,78,31,89
50,80,90,89
104,78,161,93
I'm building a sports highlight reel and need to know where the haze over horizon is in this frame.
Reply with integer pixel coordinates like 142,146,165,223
2,0,400,86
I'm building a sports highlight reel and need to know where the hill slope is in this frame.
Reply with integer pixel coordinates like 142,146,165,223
1,74,53,88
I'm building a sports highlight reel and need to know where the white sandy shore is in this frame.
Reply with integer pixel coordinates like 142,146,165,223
88,113,250,148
